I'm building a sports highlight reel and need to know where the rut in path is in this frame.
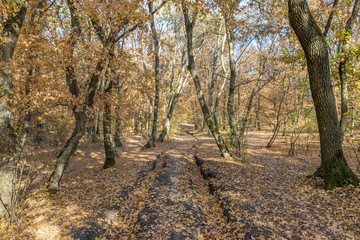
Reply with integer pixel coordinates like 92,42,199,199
130,125,232,239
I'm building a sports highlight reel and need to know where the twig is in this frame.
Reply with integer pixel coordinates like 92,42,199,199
0,196,12,223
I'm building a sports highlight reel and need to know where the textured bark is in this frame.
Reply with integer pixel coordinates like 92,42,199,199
213,33,228,129
208,26,222,123
103,95,116,169
226,20,238,147
182,1,230,158
288,0,359,189
102,65,117,169
0,0,28,217
338,0,360,143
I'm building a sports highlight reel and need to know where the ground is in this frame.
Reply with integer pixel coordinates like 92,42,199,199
1,125,360,239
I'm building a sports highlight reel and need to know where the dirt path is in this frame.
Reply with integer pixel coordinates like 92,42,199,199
2,125,360,239
130,125,226,239
195,130,360,239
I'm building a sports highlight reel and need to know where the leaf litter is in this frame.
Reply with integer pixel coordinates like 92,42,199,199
1,126,359,239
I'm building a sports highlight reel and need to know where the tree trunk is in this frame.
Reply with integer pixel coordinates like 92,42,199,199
102,64,118,169
16,67,33,159
93,112,101,143
288,0,359,189
114,118,122,147
338,0,360,143
239,81,261,137
158,92,179,142
49,0,108,190
226,19,238,147
48,110,87,190
158,57,188,142
103,97,116,169
0,0,28,217
143,1,160,149
182,1,230,158
350,104,355,137
256,95,261,130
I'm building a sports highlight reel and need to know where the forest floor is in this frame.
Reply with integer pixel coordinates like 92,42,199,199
1,125,360,239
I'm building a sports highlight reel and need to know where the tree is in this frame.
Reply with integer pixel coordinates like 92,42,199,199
182,0,231,158
338,0,360,142
0,0,28,218
143,1,163,148
48,0,140,190
288,0,359,189
102,61,117,169
225,13,239,148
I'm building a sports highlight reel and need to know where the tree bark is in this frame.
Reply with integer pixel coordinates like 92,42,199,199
182,1,230,158
114,118,122,147
256,95,261,130
49,0,109,190
0,0,28,217
48,110,87,190
338,0,360,143
158,55,188,142
143,1,160,149
102,91,116,168
225,19,238,147
288,0,359,189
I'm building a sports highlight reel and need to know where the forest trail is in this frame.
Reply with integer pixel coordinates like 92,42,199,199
2,125,360,239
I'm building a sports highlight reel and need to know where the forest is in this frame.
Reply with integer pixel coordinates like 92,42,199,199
1,0,360,239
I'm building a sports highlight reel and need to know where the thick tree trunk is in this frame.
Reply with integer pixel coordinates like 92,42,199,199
0,0,28,217
182,2,230,158
338,0,360,143
288,0,359,189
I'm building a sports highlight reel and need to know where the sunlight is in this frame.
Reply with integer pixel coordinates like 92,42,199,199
36,224,60,239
